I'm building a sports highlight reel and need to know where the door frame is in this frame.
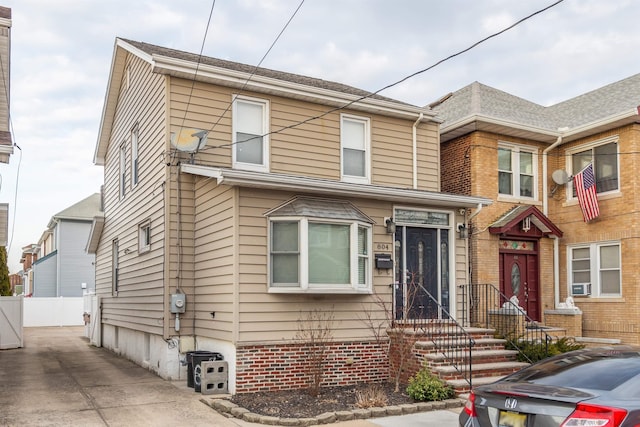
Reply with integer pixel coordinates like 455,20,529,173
391,207,456,321
498,241,540,321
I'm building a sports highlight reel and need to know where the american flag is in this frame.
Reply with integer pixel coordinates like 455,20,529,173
573,163,600,222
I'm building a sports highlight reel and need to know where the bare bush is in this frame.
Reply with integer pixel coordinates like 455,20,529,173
355,384,389,408
295,309,335,397
362,272,422,392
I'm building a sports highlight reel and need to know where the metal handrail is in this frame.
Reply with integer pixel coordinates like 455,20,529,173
460,283,552,364
408,285,474,390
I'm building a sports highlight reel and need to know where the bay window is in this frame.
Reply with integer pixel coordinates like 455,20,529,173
268,197,372,293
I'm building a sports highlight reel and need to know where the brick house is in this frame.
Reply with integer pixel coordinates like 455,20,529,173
433,75,640,344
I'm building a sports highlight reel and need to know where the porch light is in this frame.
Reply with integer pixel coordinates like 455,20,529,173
385,218,396,234
457,223,468,239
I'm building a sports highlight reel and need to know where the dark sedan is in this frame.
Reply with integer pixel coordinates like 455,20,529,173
459,346,640,427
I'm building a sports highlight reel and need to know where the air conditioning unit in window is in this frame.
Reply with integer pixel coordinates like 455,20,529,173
571,283,591,296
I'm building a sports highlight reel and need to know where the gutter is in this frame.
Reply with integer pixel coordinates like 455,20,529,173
543,133,566,309
181,164,492,208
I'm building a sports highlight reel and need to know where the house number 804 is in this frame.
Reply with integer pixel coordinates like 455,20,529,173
376,243,390,251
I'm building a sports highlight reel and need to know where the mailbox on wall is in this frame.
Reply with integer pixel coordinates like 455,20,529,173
375,253,393,269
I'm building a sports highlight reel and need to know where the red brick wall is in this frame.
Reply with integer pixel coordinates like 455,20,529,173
441,135,472,196
235,340,389,393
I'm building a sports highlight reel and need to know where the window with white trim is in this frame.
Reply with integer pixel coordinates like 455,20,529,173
112,239,119,296
270,219,371,292
569,138,619,197
138,220,151,254
498,143,536,199
131,124,139,187
119,143,126,200
232,96,269,171
341,114,370,184
267,197,373,293
569,242,621,297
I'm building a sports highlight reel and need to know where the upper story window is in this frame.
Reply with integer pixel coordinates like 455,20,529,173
341,114,370,184
569,138,618,197
498,143,536,199
119,143,126,200
267,197,373,293
131,124,139,187
569,242,621,297
232,96,269,172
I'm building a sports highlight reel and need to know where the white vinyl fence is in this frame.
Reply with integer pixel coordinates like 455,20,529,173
23,297,84,327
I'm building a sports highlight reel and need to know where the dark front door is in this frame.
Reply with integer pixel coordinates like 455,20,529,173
499,249,540,321
395,227,449,319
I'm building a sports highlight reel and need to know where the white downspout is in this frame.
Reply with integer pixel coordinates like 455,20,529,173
412,112,424,189
543,134,564,308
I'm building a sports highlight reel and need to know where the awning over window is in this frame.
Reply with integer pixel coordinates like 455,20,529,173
265,197,374,224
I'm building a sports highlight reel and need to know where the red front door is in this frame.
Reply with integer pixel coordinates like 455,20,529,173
499,244,540,321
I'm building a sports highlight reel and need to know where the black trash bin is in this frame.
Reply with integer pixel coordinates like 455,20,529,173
187,351,223,392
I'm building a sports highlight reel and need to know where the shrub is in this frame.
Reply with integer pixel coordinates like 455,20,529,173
406,367,455,401
507,336,586,363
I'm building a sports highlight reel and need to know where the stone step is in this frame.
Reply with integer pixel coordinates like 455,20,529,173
448,375,506,392
416,337,508,351
423,348,519,364
432,361,529,380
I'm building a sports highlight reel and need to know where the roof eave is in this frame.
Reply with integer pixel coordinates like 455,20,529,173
440,115,559,143
180,164,491,208
94,39,151,165
151,55,436,121
86,215,105,254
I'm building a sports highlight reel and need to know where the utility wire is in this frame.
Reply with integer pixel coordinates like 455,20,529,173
199,0,565,152
204,0,305,136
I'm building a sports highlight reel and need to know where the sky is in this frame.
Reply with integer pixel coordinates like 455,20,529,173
1,0,638,273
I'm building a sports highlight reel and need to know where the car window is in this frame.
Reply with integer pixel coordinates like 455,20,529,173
506,352,640,391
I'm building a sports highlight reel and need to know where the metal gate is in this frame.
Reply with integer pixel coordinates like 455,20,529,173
0,296,23,349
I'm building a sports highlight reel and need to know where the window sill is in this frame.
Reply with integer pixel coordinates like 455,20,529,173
563,190,622,207
571,296,625,303
496,195,540,205
268,287,372,295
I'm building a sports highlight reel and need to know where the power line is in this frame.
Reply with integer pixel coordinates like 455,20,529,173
198,0,565,153
204,0,305,137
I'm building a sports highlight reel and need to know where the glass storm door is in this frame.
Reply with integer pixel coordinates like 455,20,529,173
394,227,450,320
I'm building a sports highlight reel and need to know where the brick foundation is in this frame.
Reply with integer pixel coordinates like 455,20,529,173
235,340,389,394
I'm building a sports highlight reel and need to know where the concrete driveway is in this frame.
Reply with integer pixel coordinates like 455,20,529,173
1,327,460,427
0,326,241,427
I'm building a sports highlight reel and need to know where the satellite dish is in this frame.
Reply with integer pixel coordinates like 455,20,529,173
170,128,208,153
552,169,570,185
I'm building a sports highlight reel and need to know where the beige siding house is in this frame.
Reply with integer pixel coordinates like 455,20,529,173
89,38,490,393
435,74,640,345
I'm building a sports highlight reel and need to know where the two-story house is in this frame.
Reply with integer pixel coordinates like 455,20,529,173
434,75,640,344
88,38,491,393
32,193,100,297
